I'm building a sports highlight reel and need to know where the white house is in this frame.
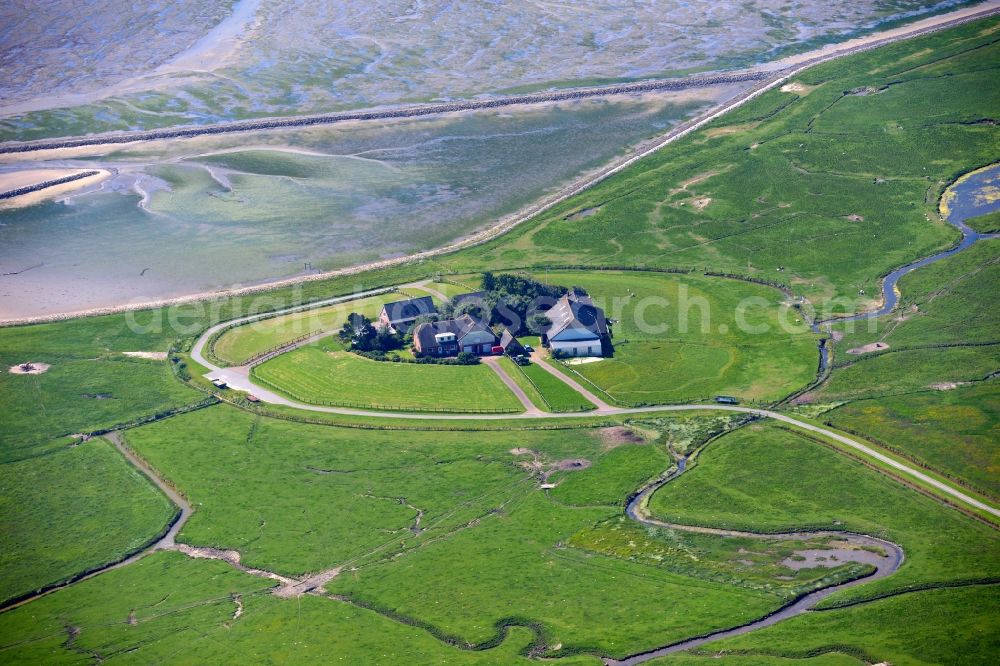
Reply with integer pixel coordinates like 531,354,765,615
542,291,609,357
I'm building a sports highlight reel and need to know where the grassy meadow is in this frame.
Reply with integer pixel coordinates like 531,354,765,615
538,271,818,405
253,347,523,413
444,18,1000,306
211,292,397,366
825,382,999,500
0,437,175,605
0,15,998,665
120,404,833,657
647,423,1000,605
0,351,202,463
696,584,1000,665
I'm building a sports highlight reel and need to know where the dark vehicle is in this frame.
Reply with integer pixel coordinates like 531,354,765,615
714,395,739,404
514,355,531,366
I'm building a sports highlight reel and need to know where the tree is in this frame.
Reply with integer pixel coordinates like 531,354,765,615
527,313,551,335
455,351,479,365
481,271,496,292
339,313,376,351
373,326,403,352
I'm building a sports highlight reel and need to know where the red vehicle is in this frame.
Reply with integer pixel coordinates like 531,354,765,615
491,345,504,355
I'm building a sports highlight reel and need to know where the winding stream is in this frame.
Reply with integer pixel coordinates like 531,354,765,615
606,456,905,665
811,162,1000,371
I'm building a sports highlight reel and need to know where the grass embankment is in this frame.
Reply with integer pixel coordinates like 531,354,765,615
499,356,595,412
691,584,1000,665
0,437,176,605
824,382,999,500
211,293,396,366
447,19,1000,304
647,423,1000,605
0,17,998,663
253,347,523,413
538,271,818,405
966,210,1000,234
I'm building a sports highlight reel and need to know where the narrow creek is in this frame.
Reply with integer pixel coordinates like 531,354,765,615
810,162,1000,372
606,456,905,665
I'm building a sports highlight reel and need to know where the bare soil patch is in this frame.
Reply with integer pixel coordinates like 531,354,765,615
846,214,864,222
9,361,50,374
122,351,168,361
779,81,815,95
703,122,758,139
930,381,967,391
846,342,889,355
692,196,712,211
670,169,723,195
598,426,647,450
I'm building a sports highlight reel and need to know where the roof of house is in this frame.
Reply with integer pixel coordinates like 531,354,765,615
381,295,436,323
499,329,523,350
545,291,608,340
413,314,497,349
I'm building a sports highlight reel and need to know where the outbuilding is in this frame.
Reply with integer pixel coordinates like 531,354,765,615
542,291,609,357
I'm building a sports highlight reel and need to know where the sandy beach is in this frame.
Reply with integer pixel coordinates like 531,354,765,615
0,168,111,208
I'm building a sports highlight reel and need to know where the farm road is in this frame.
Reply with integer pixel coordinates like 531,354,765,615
529,352,611,410
482,356,545,416
190,292,1000,520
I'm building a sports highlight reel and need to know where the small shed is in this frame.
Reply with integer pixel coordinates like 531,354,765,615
499,330,525,356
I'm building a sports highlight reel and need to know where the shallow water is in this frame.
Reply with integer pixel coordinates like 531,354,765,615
0,91,740,318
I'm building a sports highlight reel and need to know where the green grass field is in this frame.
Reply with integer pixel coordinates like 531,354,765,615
537,271,818,405
832,239,1000,353
211,293,396,366
444,19,1000,306
824,382,999,500
0,16,998,665
0,437,176,605
253,347,523,413
499,356,595,412
120,405,811,657
806,345,1000,403
0,550,600,664
967,210,1000,234
0,351,204,463
646,423,1000,605
695,584,1000,665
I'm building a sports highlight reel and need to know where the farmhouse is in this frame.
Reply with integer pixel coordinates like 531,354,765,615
377,295,436,333
413,314,499,356
542,291,609,357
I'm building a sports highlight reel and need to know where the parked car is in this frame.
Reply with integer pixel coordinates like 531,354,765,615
523,344,534,353
514,355,531,366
